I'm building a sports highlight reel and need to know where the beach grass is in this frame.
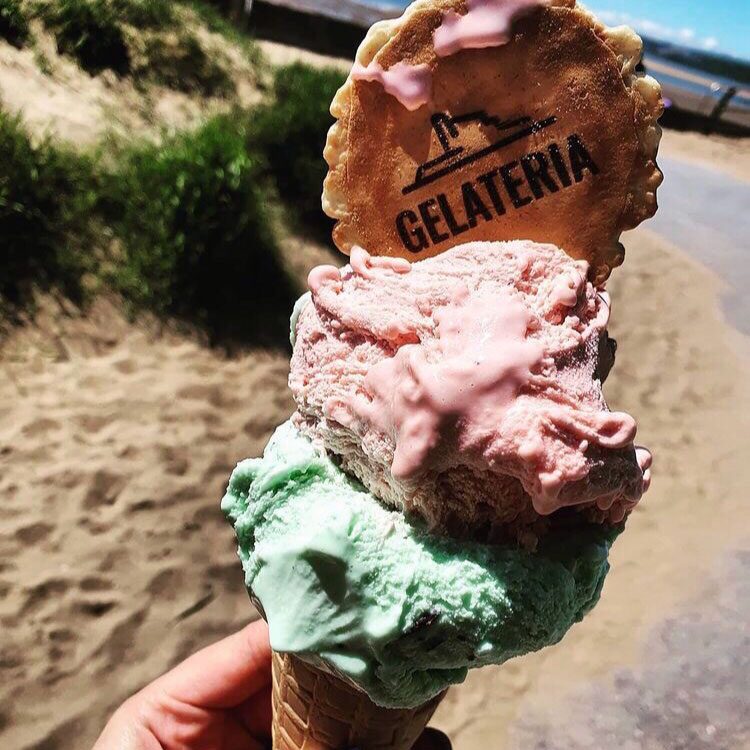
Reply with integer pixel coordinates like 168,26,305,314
140,30,236,97
37,0,134,75
100,114,295,341
0,109,96,316
251,63,345,235
0,0,29,48
34,0,256,91
110,0,175,28
178,0,265,70
0,48,344,339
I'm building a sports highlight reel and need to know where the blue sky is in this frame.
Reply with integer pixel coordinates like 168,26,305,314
589,0,749,60
377,0,750,60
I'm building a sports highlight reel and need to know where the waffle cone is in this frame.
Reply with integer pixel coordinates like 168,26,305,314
271,652,445,750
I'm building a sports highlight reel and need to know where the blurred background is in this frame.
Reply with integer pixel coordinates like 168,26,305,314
0,1,747,748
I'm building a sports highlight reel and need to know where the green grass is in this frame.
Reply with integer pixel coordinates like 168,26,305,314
33,0,259,97
0,110,96,314
38,0,132,75
251,63,345,235
111,0,173,28
0,57,344,343
0,0,29,48
36,0,173,76
35,0,241,87
142,31,235,97
101,114,295,343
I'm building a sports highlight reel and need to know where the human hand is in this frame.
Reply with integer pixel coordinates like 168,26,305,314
92,620,452,750
93,619,273,750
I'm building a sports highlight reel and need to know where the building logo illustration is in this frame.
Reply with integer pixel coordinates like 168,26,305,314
402,110,558,196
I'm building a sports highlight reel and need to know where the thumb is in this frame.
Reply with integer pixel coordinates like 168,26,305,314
152,619,272,709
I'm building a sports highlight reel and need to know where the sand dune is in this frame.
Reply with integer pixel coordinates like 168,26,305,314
1,225,748,749
0,19,263,146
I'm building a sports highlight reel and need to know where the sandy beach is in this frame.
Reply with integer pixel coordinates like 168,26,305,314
2,217,749,748
1,25,749,750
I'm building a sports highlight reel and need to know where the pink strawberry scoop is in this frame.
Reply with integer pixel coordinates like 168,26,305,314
290,242,649,545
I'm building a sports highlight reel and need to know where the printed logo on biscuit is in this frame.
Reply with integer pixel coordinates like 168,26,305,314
397,110,599,253
323,0,663,281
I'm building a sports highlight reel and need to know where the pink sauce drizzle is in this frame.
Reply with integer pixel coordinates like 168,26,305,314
308,265,341,295
550,263,587,309
351,60,433,111
547,407,636,451
433,0,547,57
349,288,544,479
528,405,638,514
304,243,645,518
349,246,412,279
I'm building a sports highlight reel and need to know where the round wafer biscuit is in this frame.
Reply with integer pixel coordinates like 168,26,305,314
323,0,663,282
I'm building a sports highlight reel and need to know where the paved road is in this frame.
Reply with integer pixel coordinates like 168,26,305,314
508,153,750,750
512,549,750,750
644,156,750,334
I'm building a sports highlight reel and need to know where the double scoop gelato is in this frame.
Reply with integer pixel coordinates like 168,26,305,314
223,240,650,708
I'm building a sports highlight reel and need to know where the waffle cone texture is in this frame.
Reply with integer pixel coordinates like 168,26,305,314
271,652,445,750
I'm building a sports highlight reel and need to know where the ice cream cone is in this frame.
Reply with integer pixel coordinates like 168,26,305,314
271,651,445,750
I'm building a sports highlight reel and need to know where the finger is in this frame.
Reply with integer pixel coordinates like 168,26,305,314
222,713,267,750
235,684,273,739
92,702,159,750
413,727,453,750
155,619,272,709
